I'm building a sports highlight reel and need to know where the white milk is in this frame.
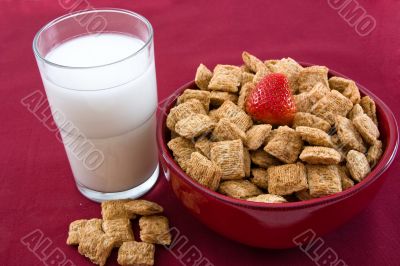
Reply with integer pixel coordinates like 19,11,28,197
42,34,158,192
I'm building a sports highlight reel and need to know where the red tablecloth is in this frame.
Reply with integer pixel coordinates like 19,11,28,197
1,1,399,265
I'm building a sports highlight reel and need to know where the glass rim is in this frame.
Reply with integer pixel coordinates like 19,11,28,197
32,8,154,70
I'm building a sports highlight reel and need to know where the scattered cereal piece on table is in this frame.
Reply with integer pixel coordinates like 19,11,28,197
186,152,222,191
267,163,308,196
124,200,163,216
346,150,371,182
139,216,172,245
117,241,155,266
78,231,116,266
67,219,88,245
247,194,287,203
102,219,134,247
219,180,262,199
210,139,245,180
101,200,134,220
306,165,342,198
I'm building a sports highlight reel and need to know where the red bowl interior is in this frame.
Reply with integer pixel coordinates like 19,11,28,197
156,64,398,247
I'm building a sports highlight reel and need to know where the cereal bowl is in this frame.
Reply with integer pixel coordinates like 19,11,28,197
156,64,398,249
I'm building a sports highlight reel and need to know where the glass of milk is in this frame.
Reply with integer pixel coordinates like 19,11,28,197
33,9,159,202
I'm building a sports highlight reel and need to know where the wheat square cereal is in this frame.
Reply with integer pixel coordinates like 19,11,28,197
295,189,313,201
175,114,215,139
67,219,88,245
242,51,268,73
210,91,238,107
195,137,212,158
295,126,333,147
208,64,242,93
245,124,272,150
353,113,380,145
211,118,247,142
195,64,213,91
348,103,364,120
360,96,378,125
300,146,341,164
247,194,287,203
250,149,281,168
329,76,360,104
186,152,222,191
306,165,342,198
243,147,251,177
367,140,383,167
117,241,155,266
346,150,371,182
264,126,303,163
218,180,262,199
177,89,211,111
294,83,330,112
241,71,255,86
311,90,353,125
250,168,269,190
78,230,116,266
167,137,196,170
124,200,163,216
210,139,245,180
101,200,134,220
238,82,255,110
166,99,206,131
213,100,253,131
102,219,134,247
269,57,303,93
335,116,366,153
337,165,354,190
267,163,308,195
297,66,329,93
253,67,271,84
292,112,331,132
139,216,172,245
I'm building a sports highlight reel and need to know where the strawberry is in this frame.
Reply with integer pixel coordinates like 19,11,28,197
245,73,296,126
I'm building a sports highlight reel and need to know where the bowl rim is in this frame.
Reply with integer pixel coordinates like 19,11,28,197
157,63,399,210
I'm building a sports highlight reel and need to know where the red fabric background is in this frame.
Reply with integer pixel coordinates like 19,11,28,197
0,1,399,265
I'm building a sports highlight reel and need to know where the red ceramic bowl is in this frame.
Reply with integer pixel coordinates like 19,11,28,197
156,66,398,249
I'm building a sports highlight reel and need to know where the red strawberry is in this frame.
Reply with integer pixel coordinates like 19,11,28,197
245,73,296,125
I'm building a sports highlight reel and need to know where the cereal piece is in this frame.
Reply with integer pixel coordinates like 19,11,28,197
139,215,172,245
211,118,247,142
299,146,341,164
367,140,383,167
264,126,303,163
213,100,253,131
247,194,287,203
241,71,255,85
337,165,354,190
267,163,308,196
208,109,219,123
346,150,371,182
166,99,206,131
360,96,378,125
167,137,196,165
292,112,331,132
210,140,245,180
124,200,163,216
306,165,342,198
186,152,222,191
240,64,252,73
348,104,364,120
253,67,271,84
242,51,268,73
264,128,278,145
249,168,269,190
297,66,329,93
78,231,115,266
295,126,333,147
329,76,360,104
250,149,280,168
243,148,251,177
210,91,238,107
208,64,242,93
102,219,134,247
117,241,155,266
67,219,88,245
245,124,272,150
195,137,212,158
237,82,255,110
295,189,313,201
218,180,262,199
335,116,366,153
101,200,134,220
265,59,279,71
175,114,215,139
311,90,353,125
195,64,213,90
294,82,330,112
177,89,211,111
353,113,380,145
270,57,303,93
